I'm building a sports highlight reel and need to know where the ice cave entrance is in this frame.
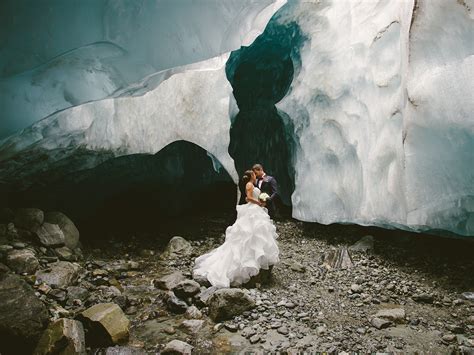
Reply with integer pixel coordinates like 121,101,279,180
0,141,236,239
226,19,305,213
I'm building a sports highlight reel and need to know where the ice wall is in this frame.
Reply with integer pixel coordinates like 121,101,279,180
277,0,473,236
0,0,285,139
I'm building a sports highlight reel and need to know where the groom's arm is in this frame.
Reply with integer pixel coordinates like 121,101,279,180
269,177,278,201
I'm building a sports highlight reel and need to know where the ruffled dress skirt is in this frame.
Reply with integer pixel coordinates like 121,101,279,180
193,203,279,288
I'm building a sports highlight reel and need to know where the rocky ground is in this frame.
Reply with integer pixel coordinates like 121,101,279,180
1,208,473,354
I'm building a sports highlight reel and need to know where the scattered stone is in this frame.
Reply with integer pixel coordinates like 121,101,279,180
224,323,238,332
55,246,75,261
33,318,85,355
374,308,406,323
162,339,193,354
166,292,188,314
154,271,186,290
36,223,65,247
371,317,392,329
173,279,201,299
78,303,130,347
277,326,289,335
249,334,261,344
290,262,306,273
180,319,204,334
44,211,80,250
14,208,44,232
412,293,434,304
12,242,27,249
185,305,202,319
349,235,374,252
35,261,81,288
0,273,49,353
192,272,211,287
6,249,39,274
351,283,363,293
208,288,255,322
100,346,144,355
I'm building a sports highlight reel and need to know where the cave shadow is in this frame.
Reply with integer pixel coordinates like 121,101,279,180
0,141,237,242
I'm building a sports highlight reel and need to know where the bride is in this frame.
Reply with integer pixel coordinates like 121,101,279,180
193,170,279,288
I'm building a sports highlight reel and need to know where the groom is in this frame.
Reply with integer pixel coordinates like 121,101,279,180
252,164,278,218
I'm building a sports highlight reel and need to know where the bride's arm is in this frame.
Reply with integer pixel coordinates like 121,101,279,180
245,182,262,206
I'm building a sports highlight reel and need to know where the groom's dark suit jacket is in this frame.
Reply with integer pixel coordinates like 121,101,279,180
257,175,278,218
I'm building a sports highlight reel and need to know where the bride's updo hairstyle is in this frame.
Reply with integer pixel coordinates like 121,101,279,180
241,170,254,185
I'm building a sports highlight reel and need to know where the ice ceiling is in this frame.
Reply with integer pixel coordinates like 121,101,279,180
0,0,473,236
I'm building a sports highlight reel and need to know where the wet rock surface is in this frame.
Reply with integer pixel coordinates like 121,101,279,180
0,212,473,353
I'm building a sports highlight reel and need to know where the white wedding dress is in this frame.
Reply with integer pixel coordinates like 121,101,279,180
193,187,279,288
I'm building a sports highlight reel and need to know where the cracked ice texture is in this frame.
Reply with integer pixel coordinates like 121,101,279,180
277,0,473,236
0,0,285,139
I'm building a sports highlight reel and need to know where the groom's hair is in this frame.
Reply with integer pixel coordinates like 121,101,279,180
252,164,263,171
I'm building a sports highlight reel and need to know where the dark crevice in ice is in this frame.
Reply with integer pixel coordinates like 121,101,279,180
226,16,306,208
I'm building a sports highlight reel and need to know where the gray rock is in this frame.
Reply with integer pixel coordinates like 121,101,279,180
66,286,90,301
249,334,261,344
44,211,80,249
349,235,375,252
55,246,75,261
161,236,193,259
185,305,202,319
78,303,130,347
101,346,145,355
166,292,188,314
194,286,218,307
33,318,86,355
290,262,306,273
180,319,204,334
154,271,186,290
6,249,39,274
36,223,65,247
173,279,201,299
351,283,363,293
371,317,392,329
192,272,211,287
0,273,49,353
277,326,289,335
162,339,193,354
35,261,81,288
208,288,255,322
374,308,406,323
14,208,44,232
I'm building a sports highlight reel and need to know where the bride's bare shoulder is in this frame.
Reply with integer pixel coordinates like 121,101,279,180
246,182,254,189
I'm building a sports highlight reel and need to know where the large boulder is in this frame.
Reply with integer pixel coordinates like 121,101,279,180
36,223,66,247
33,318,86,355
36,261,81,288
13,208,44,231
6,249,39,274
44,212,80,250
160,236,192,259
154,271,186,290
207,288,255,322
172,280,201,299
0,273,49,354
78,303,130,347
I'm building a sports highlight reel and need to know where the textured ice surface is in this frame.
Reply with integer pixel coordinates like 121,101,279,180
0,0,286,138
0,0,472,236
0,55,239,183
276,0,473,235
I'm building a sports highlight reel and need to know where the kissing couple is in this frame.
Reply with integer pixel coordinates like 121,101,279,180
193,164,280,288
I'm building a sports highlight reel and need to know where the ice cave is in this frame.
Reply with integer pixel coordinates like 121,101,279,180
1,0,472,236
0,1,474,354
